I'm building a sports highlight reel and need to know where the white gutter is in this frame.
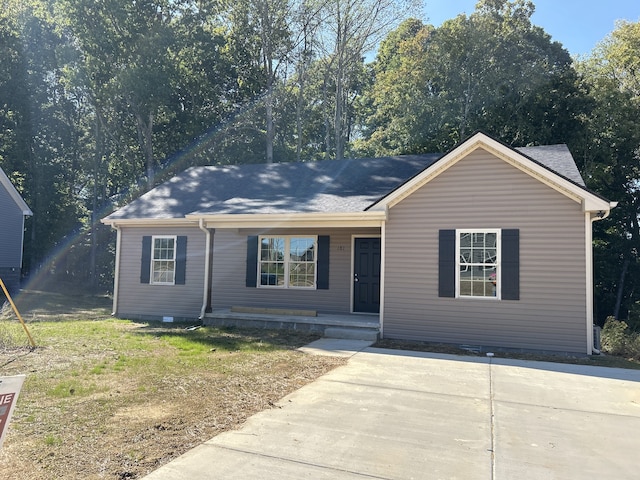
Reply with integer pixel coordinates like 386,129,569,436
187,211,387,229
198,218,211,320
101,218,199,227
111,224,122,316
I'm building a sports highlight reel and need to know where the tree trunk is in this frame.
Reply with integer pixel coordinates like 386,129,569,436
334,18,345,161
334,78,344,160
323,74,331,160
90,115,102,291
295,62,306,162
295,85,303,162
614,256,630,320
135,111,154,190
265,74,274,164
334,52,344,160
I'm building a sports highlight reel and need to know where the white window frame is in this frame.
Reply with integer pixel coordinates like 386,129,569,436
258,235,318,289
151,235,177,285
455,229,501,299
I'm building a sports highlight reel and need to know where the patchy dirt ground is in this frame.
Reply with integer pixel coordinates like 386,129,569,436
0,292,346,479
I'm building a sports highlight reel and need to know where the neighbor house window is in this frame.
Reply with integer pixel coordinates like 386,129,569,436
151,236,176,284
259,236,316,288
456,230,500,298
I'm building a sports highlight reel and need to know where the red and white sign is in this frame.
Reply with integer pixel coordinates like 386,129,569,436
0,375,25,449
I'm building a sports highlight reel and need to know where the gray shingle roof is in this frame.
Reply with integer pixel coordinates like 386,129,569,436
104,144,586,221
516,144,585,186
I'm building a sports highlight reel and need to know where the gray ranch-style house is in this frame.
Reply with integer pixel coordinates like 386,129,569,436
102,132,615,355
0,165,32,294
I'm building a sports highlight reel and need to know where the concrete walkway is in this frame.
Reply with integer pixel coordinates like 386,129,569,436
143,341,640,479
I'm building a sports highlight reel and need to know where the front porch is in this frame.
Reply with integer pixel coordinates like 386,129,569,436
203,309,380,341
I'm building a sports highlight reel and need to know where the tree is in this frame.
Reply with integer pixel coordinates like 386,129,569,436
316,0,418,160
356,0,587,155
59,0,181,190
577,20,640,325
1,1,89,278
225,0,297,163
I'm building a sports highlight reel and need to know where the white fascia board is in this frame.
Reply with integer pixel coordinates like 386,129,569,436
0,167,32,216
100,218,200,228
369,132,611,214
187,211,387,229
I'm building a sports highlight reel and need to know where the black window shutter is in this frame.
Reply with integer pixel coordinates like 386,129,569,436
501,229,520,300
140,236,152,284
175,236,187,285
246,236,258,287
317,236,330,290
439,230,456,297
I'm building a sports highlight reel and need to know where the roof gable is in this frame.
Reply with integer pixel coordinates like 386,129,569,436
0,166,32,216
367,132,611,214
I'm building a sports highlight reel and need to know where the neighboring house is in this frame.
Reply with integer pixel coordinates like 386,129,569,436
0,166,32,294
102,132,615,354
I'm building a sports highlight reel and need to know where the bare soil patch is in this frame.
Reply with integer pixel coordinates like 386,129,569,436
0,291,346,479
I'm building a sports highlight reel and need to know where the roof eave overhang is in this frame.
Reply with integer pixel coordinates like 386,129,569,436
101,218,200,228
188,211,388,229
368,132,612,215
102,211,388,229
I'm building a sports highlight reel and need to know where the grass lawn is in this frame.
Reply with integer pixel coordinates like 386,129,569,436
0,291,345,480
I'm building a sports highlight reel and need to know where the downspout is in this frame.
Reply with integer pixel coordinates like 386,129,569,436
198,218,211,320
587,203,616,354
379,217,386,339
111,224,122,316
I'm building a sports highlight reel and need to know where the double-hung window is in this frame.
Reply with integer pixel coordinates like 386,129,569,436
151,236,176,285
259,236,317,288
456,230,500,298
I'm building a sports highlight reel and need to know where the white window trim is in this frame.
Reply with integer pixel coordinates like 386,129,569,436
455,229,501,300
150,235,177,285
257,235,318,289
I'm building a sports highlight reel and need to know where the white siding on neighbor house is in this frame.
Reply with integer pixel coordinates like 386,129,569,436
383,148,588,353
116,226,206,320
211,227,379,313
0,184,25,268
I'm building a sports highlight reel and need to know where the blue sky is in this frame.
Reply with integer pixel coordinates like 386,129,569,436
423,0,640,56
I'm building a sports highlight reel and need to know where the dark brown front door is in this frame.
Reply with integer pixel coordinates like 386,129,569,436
353,238,381,313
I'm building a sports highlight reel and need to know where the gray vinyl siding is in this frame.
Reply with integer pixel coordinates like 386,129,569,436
115,226,206,320
0,184,25,268
211,228,379,314
383,148,588,353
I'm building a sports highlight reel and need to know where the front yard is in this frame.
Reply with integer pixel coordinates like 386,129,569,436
2,291,639,479
0,291,345,480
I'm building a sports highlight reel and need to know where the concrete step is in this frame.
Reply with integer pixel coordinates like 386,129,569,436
324,327,379,341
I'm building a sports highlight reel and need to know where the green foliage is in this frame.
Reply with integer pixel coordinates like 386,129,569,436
356,0,587,155
577,19,640,324
601,317,640,359
627,302,640,332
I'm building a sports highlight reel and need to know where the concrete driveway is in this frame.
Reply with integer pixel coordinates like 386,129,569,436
143,340,640,479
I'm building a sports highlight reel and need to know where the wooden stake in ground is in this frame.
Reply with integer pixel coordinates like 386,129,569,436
0,279,35,348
